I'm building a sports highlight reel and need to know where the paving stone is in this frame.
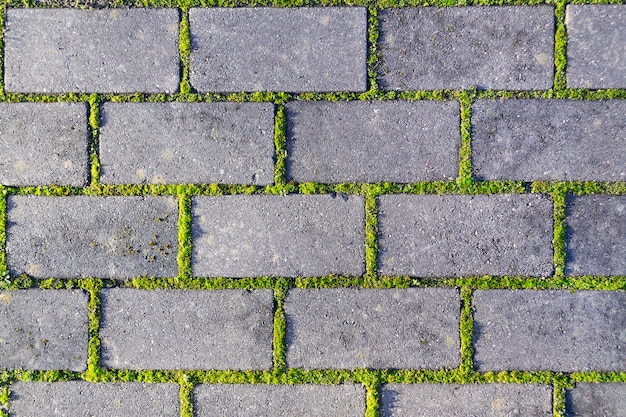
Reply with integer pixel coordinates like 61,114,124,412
566,383,626,417
378,194,553,277
565,195,626,276
192,194,365,277
0,103,89,186
378,7,554,90
194,384,365,416
380,383,553,417
100,289,274,370
473,290,626,372
4,8,179,93
9,381,179,417
6,196,178,279
0,290,87,371
285,100,460,183
189,7,367,92
566,5,626,89
472,99,626,181
285,288,460,369
100,102,275,185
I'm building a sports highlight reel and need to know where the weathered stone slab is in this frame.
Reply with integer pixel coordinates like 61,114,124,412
566,383,626,417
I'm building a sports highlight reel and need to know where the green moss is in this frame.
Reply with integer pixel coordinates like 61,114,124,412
179,378,194,417
177,193,193,281
272,279,290,373
179,8,192,95
364,191,378,283
459,287,474,377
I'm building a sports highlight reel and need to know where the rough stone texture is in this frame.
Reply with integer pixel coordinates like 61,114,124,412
192,194,365,277
194,384,365,416
189,7,367,92
378,7,554,90
472,99,626,181
285,288,460,369
566,5,626,89
473,290,626,372
4,8,179,93
380,383,553,417
565,195,626,276
0,103,89,186
566,383,626,417
9,381,179,417
0,290,87,371
6,196,178,279
285,100,460,183
378,194,553,277
100,289,274,370
100,102,275,185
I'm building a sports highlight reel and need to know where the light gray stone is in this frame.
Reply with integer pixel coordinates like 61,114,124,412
6,196,178,279
380,383,553,417
378,194,553,277
378,7,554,90
285,288,460,369
473,290,626,372
100,289,274,370
194,384,365,417
9,381,179,417
472,99,626,181
4,8,179,93
565,195,626,276
0,103,89,186
566,5,626,88
99,102,275,185
0,290,87,371
189,7,367,92
285,100,460,183
192,194,365,277
566,383,626,417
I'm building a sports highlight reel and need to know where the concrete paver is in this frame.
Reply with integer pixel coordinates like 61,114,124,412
566,383,626,417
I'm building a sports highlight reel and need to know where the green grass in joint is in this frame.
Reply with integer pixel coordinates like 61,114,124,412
0,2,6,97
88,94,101,186
552,378,568,417
366,7,380,94
81,278,104,382
550,184,568,280
364,190,379,286
177,193,193,283
273,105,288,188
179,377,195,417
0,188,7,280
272,279,290,374
360,371,381,417
458,287,475,378
554,0,568,93
457,90,474,190
179,7,192,95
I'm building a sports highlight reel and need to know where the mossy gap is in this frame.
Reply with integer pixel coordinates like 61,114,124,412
179,378,194,417
366,7,379,93
0,2,6,97
553,378,568,417
0,188,7,279
272,279,289,373
178,6,192,95
457,91,473,188
177,193,193,282
364,190,379,284
551,185,567,279
273,105,288,187
458,287,474,377
87,94,101,186
81,278,104,381
554,0,567,91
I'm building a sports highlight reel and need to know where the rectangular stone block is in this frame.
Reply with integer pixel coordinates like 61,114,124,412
378,7,554,90
378,194,553,277
194,384,365,416
189,7,367,92
9,381,179,417
192,194,365,277
0,290,87,371
6,196,178,279
100,102,275,185
285,288,460,369
285,100,460,183
0,103,89,186
566,5,626,88
566,383,626,417
100,289,274,370
472,99,626,181
565,195,626,276
473,290,626,372
380,384,553,417
4,8,179,93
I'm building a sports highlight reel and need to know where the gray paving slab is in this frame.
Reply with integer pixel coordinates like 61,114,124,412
565,195,626,276
0,290,87,371
194,384,365,416
380,383,553,417
9,381,179,417
100,289,274,370
566,5,626,89
189,7,367,92
192,194,365,277
4,8,179,93
473,290,626,372
6,196,178,279
285,288,460,369
0,102,89,186
378,194,553,277
285,100,460,183
472,99,626,181
566,383,626,417
99,102,275,185
378,7,554,90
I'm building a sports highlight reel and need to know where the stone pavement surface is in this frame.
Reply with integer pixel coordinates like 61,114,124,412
0,1,624,417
